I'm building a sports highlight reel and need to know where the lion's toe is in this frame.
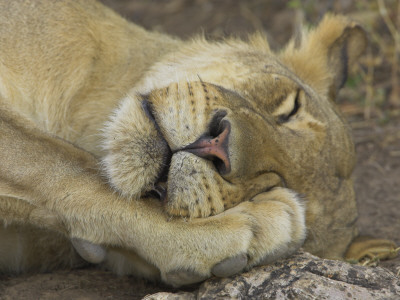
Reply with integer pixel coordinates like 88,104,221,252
164,269,208,287
211,253,248,277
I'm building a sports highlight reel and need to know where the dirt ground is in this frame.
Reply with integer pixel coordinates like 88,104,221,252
1,1,399,299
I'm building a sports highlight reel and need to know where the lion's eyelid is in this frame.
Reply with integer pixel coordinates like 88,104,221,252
276,89,301,123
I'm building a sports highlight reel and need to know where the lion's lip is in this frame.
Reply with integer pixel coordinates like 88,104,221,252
141,99,171,201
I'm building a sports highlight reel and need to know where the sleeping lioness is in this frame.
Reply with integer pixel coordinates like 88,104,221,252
0,0,397,287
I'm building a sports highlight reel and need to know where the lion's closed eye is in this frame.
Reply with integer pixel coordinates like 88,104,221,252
274,89,301,123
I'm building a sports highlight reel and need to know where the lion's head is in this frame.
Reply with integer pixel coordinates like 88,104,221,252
102,14,367,247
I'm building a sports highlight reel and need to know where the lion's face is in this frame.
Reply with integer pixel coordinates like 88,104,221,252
102,16,366,219
102,68,351,218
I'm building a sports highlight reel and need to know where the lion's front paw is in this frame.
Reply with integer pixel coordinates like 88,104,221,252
157,187,306,286
246,188,307,267
65,188,305,287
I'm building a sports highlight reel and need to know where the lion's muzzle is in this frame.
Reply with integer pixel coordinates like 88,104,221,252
181,120,231,175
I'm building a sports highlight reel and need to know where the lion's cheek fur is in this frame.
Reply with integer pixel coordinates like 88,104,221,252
102,96,169,198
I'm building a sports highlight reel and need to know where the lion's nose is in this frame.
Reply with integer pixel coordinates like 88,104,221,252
182,121,231,174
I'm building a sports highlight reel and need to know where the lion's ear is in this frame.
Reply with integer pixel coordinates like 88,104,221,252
281,15,368,100
326,24,368,98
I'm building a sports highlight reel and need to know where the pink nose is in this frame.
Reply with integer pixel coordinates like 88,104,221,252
182,121,231,174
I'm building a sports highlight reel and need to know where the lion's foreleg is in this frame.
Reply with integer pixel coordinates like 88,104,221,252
0,196,65,232
0,104,307,285
0,104,123,244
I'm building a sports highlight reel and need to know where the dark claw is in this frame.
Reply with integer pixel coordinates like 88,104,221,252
154,184,167,199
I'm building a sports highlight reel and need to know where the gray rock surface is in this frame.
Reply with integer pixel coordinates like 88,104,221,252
144,251,400,299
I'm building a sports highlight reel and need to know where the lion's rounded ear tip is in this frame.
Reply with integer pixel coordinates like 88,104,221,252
347,23,369,57
352,23,368,39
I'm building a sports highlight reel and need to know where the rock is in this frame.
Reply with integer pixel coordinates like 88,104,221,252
145,251,400,299
143,292,196,300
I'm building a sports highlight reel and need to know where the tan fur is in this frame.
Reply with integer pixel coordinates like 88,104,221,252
0,0,395,286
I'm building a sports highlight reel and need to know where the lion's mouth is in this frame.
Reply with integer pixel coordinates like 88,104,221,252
141,99,232,204
141,99,171,202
